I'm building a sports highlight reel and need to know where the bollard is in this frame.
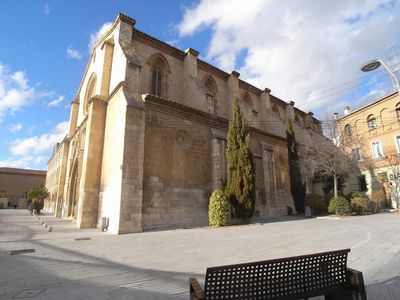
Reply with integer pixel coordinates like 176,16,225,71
305,206,312,218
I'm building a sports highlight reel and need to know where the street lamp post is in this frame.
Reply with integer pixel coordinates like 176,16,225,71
361,59,400,93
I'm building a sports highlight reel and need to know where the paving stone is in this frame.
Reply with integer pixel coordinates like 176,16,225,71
0,209,400,299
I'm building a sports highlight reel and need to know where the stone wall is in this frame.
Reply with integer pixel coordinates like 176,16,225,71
0,169,46,207
98,87,126,233
142,107,211,229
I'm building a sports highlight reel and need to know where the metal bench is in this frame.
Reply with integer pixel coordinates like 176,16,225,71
189,249,366,299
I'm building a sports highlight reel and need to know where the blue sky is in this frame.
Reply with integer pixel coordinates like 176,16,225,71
0,0,399,170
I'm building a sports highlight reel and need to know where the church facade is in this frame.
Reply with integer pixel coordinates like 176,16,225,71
45,13,323,234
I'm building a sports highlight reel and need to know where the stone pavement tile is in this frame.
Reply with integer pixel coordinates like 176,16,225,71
107,285,185,300
1,210,400,299
367,279,399,300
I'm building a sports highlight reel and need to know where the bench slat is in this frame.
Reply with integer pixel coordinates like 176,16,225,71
203,249,351,300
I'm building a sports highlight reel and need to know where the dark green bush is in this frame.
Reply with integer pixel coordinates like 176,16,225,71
328,196,351,215
209,190,230,226
305,194,325,215
226,99,255,221
351,197,368,215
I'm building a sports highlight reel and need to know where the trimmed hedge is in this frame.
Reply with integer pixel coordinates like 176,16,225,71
328,196,351,215
209,190,230,226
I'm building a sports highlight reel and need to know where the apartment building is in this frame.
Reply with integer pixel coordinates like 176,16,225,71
337,91,400,208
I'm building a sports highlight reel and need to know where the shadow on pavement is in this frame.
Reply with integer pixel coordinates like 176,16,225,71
366,276,400,300
0,212,193,300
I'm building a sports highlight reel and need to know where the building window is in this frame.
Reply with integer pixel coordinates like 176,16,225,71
204,76,217,114
396,103,400,119
396,136,400,153
272,104,280,116
372,141,384,159
242,93,253,109
294,115,302,126
151,58,164,97
83,74,97,116
351,147,362,162
344,124,352,136
367,115,377,129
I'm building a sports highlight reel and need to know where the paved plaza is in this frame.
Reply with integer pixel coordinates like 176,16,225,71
1,209,400,299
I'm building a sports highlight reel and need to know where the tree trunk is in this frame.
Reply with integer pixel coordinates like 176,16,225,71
333,174,338,198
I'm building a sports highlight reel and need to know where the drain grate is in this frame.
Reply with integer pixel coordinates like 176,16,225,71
13,288,45,298
10,249,35,255
74,237,91,241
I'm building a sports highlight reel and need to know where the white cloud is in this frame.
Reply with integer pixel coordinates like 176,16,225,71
44,3,50,15
34,156,45,165
66,45,83,60
9,123,22,133
89,22,113,51
9,121,68,156
10,71,28,89
0,155,46,169
0,156,36,169
48,95,65,107
0,63,45,119
178,0,400,115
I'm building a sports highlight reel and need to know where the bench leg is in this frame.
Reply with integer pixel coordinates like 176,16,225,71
189,277,205,300
325,290,350,300
347,268,367,300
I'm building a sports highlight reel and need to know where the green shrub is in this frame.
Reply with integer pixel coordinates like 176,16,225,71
209,190,230,226
328,196,351,215
351,197,368,215
305,194,325,215
328,197,336,214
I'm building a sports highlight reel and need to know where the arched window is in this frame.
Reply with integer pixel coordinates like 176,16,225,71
83,74,97,116
151,58,164,97
242,93,253,109
344,124,352,136
294,115,302,126
148,53,170,98
367,114,377,129
204,76,217,114
272,104,280,116
396,102,400,119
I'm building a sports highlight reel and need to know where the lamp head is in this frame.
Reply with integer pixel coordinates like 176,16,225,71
361,59,381,72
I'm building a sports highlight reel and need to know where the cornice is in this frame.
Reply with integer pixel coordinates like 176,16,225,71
132,29,185,61
338,91,399,122
144,95,287,145
0,168,46,176
117,13,136,26
239,79,262,95
197,59,229,81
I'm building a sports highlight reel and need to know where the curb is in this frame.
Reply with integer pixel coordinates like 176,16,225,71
32,212,54,232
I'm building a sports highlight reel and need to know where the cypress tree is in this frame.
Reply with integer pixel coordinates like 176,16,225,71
225,99,255,221
286,120,305,213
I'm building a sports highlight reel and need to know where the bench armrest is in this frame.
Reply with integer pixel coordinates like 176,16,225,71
189,277,205,300
346,268,367,300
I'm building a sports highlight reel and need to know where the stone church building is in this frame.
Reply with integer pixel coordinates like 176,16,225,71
45,13,323,234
